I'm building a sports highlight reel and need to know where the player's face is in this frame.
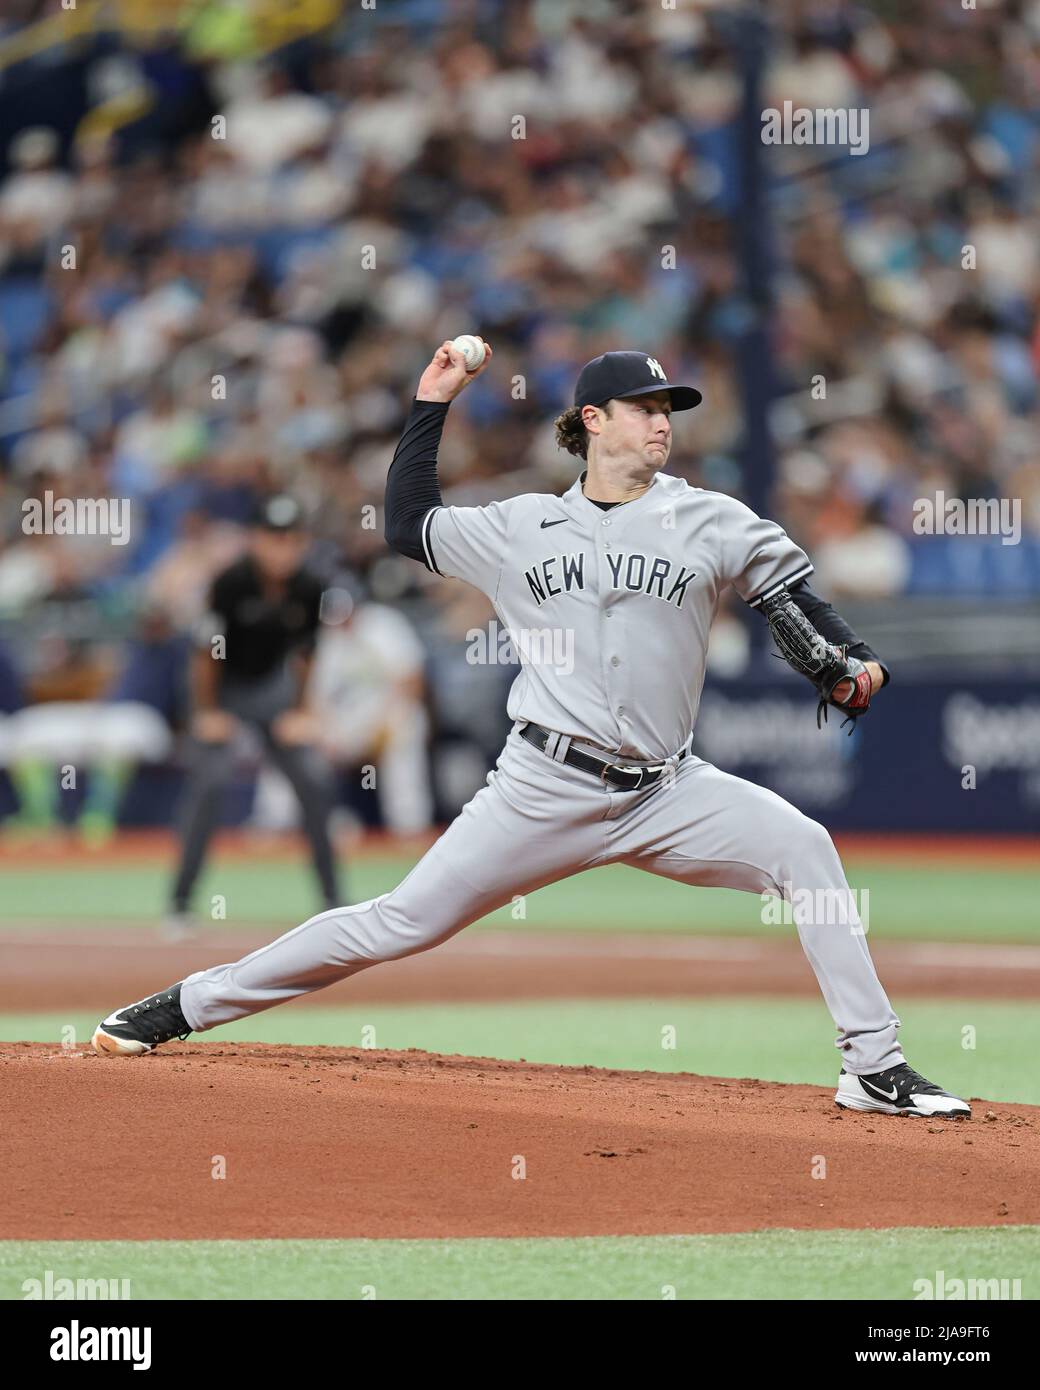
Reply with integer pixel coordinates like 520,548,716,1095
604,392,673,469
251,527,307,580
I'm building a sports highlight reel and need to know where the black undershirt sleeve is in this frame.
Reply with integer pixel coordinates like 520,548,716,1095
384,398,450,565
788,578,890,686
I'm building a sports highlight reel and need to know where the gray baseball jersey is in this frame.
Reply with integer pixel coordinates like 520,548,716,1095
420,472,813,759
178,458,904,1080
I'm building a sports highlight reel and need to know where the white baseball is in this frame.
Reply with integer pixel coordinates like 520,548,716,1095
451,335,486,371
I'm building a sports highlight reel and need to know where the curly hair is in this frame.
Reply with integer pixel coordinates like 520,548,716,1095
553,401,612,459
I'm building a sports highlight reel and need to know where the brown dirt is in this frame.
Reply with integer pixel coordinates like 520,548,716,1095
1,828,1036,866
2,1043,1036,1240
3,928,1039,1012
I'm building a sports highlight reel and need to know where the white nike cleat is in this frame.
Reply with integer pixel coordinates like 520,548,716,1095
91,983,191,1056
835,1064,971,1118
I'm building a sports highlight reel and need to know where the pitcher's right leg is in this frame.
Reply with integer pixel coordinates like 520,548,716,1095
93,731,607,1051
179,831,516,1032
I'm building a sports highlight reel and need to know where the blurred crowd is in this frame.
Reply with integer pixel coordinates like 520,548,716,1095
0,0,1038,829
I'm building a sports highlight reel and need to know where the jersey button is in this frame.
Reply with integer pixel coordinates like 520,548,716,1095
610,656,620,666
602,519,611,526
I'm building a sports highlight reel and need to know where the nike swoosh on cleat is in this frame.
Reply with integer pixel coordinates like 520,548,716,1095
861,1080,899,1101
540,518,567,528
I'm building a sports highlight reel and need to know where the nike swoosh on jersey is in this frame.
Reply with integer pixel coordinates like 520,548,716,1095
539,518,567,528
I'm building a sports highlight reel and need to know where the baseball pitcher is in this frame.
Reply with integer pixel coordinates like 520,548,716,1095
92,342,970,1119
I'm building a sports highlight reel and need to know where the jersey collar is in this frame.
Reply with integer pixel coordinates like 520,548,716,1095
566,469,662,513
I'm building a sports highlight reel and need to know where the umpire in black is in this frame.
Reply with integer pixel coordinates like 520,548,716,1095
168,494,340,929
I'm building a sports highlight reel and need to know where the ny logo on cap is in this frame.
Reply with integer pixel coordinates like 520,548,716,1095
645,357,666,381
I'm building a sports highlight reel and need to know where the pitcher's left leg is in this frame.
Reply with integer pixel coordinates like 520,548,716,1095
613,757,902,1075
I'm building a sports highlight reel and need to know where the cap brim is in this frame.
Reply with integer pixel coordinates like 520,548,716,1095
616,383,703,411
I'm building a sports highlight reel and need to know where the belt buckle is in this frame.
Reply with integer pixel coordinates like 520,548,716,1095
602,760,645,790
600,746,681,791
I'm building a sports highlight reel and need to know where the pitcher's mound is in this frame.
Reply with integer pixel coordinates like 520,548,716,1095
2,1043,1035,1239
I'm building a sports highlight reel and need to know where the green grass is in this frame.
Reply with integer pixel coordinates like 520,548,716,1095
6,998,1037,1103
2,1229,1037,1300
1,853,1038,942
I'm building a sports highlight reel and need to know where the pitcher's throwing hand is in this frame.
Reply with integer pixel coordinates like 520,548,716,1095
91,344,970,1121
416,338,492,403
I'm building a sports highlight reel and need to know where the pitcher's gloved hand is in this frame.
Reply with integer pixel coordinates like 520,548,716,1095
816,652,875,731
760,588,877,734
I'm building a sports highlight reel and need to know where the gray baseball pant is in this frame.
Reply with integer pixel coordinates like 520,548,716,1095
180,724,903,1074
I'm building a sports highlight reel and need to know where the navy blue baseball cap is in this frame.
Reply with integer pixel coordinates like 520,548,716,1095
574,351,702,411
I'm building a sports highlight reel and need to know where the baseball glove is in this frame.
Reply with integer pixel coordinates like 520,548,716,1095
760,588,874,733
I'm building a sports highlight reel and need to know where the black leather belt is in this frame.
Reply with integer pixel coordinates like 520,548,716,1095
518,721,688,791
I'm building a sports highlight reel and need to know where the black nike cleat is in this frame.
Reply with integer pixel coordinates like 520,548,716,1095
835,1063,970,1117
91,983,191,1056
